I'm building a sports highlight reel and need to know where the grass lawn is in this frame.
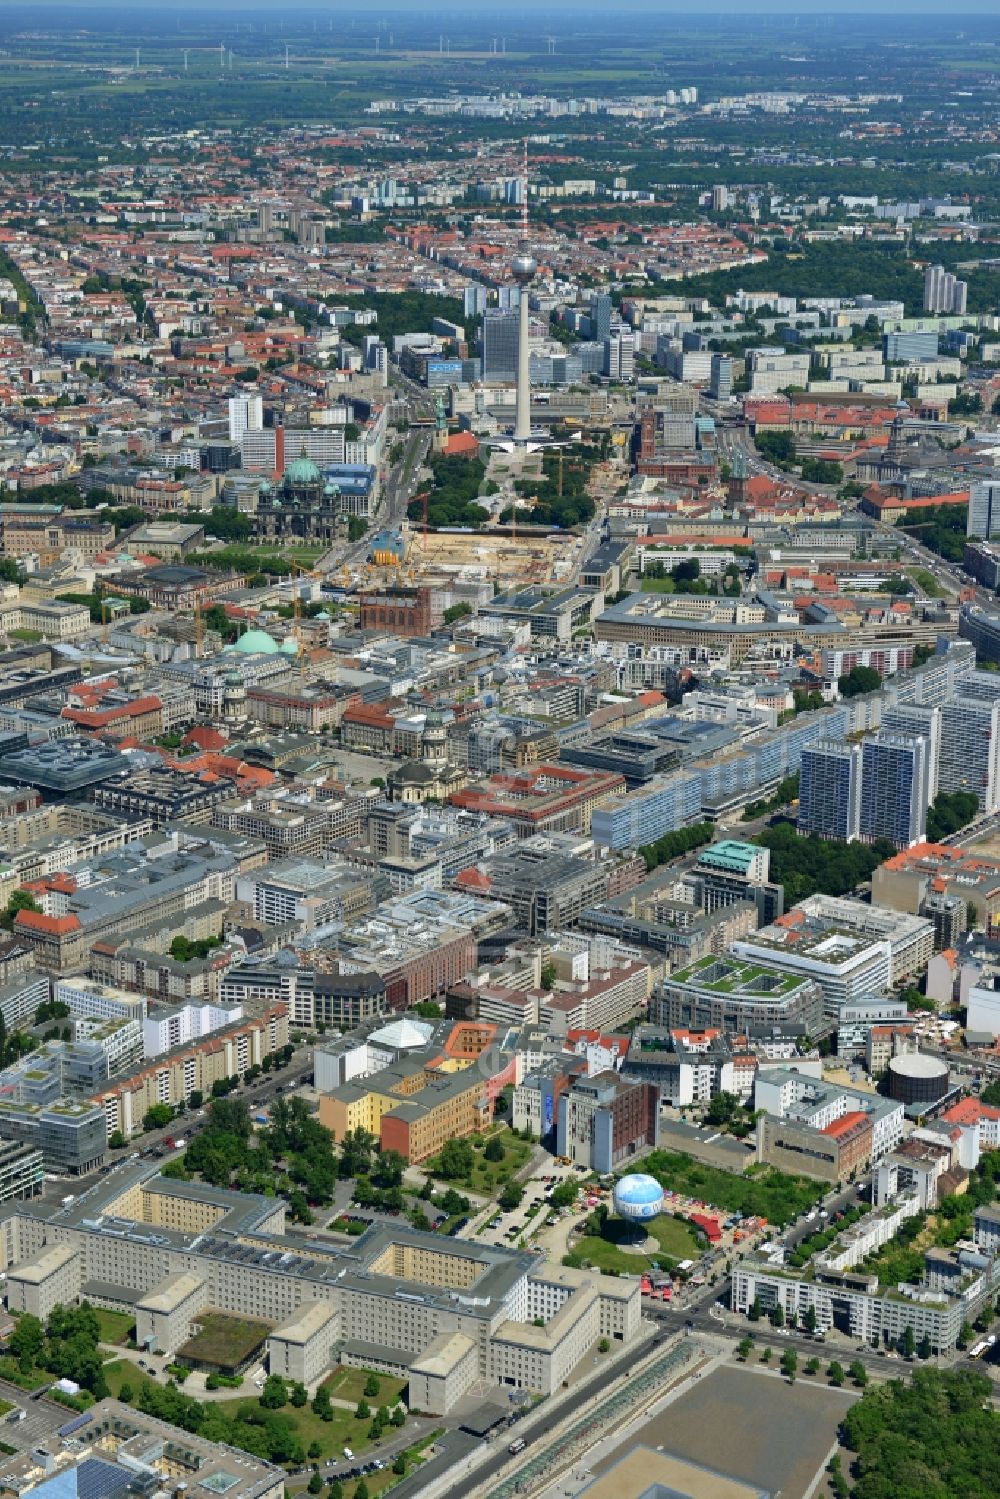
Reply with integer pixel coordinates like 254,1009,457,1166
101,1363,414,1475
93,1309,135,1347
909,568,947,598
569,1212,702,1274
0,1357,48,1392
325,1367,406,1406
0,1399,11,1417
647,1215,703,1260
103,1360,157,1401
634,1151,824,1228
217,1394,382,1464
177,1313,271,1371
640,576,676,592
427,1128,533,1195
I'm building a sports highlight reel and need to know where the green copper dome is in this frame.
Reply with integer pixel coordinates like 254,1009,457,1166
232,627,281,655
280,636,300,656
285,456,321,484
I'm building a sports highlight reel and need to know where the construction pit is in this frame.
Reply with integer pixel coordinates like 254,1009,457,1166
402,526,578,586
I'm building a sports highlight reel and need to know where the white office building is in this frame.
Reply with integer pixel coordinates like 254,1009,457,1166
142,1000,244,1060
228,393,264,443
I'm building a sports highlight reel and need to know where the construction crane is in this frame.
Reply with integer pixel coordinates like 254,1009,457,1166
289,560,319,679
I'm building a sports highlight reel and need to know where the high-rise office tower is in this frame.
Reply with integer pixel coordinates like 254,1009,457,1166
603,324,635,382
967,480,1000,540
859,733,930,850
464,285,489,318
481,308,520,382
939,697,1000,813
637,387,698,465
881,703,941,797
798,742,862,842
709,353,733,401
590,293,613,343
923,264,968,316
228,393,263,443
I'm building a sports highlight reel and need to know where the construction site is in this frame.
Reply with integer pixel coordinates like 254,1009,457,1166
391,524,577,588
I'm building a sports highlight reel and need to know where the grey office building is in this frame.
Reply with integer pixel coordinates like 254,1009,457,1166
967,480,1000,541
939,697,1000,813
883,331,939,363
859,733,929,850
798,741,861,842
0,1100,106,1174
590,293,613,342
881,703,941,796
710,353,733,401
481,307,520,381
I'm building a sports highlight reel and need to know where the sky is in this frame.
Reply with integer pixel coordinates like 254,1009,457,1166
16,1,1000,11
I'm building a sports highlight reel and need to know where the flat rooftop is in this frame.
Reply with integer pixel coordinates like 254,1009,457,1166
581,1446,768,1499
39,1159,537,1322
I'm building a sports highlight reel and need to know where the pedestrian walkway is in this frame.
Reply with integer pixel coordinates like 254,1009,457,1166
492,1341,702,1499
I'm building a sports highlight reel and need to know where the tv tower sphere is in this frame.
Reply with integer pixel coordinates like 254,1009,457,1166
511,250,537,284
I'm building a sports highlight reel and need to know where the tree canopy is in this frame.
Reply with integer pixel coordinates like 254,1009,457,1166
842,1368,1000,1499
926,790,980,843
408,452,489,529
754,822,895,905
897,502,969,565
838,664,883,698
9,1303,108,1399
172,1094,337,1213
638,820,714,873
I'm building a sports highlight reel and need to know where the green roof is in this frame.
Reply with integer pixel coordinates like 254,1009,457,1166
697,840,759,875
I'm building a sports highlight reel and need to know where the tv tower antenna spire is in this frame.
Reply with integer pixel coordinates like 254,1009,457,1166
521,140,529,241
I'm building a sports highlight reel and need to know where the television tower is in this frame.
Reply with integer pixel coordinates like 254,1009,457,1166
511,142,536,445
